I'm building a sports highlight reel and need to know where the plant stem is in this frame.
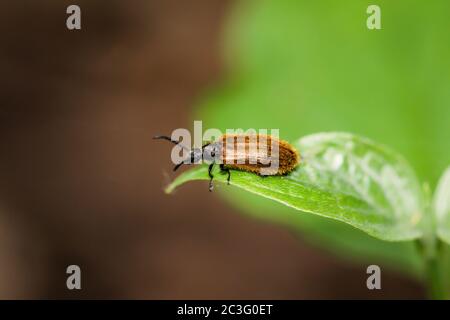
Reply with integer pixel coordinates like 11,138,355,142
420,183,448,300
425,253,447,300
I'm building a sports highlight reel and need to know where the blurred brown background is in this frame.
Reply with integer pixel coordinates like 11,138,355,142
0,0,424,299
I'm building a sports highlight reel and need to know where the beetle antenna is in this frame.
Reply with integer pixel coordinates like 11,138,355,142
173,162,184,171
153,135,190,151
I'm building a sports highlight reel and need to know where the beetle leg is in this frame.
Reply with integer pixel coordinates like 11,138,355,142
208,162,215,192
220,164,231,185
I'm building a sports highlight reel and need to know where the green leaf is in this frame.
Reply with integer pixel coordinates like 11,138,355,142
434,167,450,244
166,132,425,241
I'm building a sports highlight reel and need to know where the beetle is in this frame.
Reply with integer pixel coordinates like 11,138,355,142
154,134,300,191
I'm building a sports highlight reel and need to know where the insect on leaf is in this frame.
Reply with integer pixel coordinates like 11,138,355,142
166,132,425,241
434,166,450,244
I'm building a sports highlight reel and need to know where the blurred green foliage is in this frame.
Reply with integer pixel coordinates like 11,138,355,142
191,0,450,278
